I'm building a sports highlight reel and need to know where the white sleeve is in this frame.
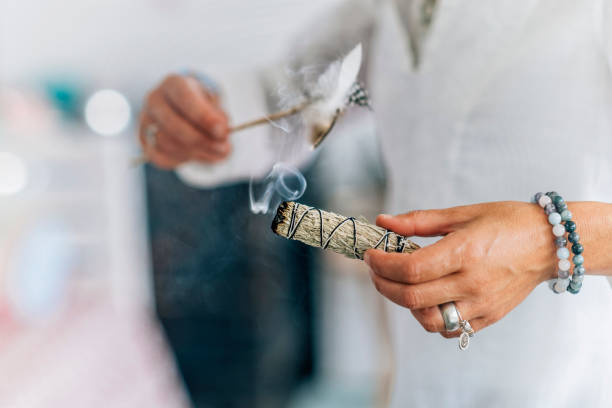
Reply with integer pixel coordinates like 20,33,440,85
603,0,612,74
175,0,378,189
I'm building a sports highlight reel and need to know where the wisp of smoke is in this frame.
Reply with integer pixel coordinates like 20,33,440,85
249,163,307,215
248,44,365,215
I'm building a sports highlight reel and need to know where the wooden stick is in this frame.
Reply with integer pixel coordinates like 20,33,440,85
131,102,310,167
229,101,310,132
271,201,420,259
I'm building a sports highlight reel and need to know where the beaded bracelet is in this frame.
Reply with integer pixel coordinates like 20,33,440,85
533,191,585,294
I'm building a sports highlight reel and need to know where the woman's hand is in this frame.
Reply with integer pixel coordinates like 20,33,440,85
139,74,232,169
364,201,559,337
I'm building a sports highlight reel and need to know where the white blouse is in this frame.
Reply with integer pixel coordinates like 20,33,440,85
177,0,612,406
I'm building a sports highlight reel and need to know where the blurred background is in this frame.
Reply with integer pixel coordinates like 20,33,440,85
0,1,390,407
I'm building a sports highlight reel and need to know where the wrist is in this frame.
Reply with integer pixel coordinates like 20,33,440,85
567,201,612,275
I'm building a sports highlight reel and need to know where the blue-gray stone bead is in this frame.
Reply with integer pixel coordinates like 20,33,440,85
548,212,562,225
565,221,576,233
561,210,572,222
558,259,571,271
556,247,570,259
571,274,584,284
533,192,544,203
538,195,552,207
534,192,544,203
553,278,570,293
552,195,564,206
574,265,585,275
555,237,567,248
545,203,556,215
567,284,580,294
573,254,584,265
572,243,584,254
552,224,566,237
569,280,582,290
568,232,580,243
558,269,570,279
556,202,568,213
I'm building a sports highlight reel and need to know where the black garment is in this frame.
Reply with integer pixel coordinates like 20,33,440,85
144,166,317,408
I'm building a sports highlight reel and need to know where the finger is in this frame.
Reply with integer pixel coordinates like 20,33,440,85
368,269,462,310
139,113,188,158
146,137,226,167
139,117,188,169
364,235,463,284
140,112,231,166
144,143,184,169
190,146,231,164
160,75,230,140
411,301,478,333
147,89,231,157
376,207,472,237
439,317,487,339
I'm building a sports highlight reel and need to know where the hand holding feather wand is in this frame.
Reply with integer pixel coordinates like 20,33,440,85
133,44,370,166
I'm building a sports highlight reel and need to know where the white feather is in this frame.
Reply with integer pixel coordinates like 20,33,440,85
302,43,363,145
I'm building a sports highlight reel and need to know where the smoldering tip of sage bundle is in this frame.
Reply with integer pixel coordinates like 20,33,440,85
271,201,420,259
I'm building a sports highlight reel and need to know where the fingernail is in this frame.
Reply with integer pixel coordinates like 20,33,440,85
378,214,391,219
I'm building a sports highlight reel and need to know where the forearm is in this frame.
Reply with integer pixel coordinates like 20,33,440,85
569,201,612,276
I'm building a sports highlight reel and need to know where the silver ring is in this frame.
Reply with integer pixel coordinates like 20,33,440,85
439,302,475,351
145,123,159,147
455,306,475,351
439,302,460,332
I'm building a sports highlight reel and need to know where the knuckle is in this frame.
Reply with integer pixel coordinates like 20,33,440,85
407,210,423,224
422,317,439,333
467,271,490,296
195,107,215,127
161,74,182,89
401,288,421,309
401,259,420,283
442,331,459,339
462,246,479,265
464,275,483,297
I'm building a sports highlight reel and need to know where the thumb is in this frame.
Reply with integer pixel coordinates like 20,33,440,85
376,208,465,237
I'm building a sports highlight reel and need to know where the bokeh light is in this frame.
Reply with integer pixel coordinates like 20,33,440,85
84,89,131,136
0,151,28,195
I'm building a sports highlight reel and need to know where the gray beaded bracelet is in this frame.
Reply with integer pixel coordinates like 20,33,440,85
533,191,585,294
